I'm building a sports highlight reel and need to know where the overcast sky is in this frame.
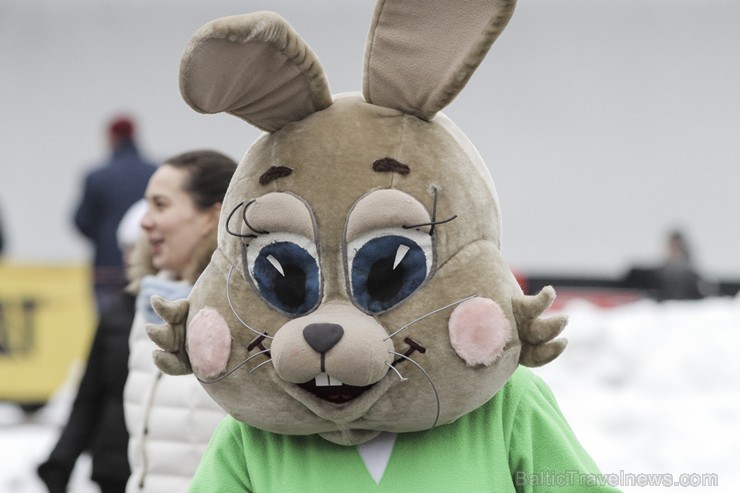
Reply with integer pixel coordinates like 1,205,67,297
1,0,738,279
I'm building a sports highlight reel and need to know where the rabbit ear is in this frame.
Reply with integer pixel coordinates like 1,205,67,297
180,12,332,133
363,0,516,121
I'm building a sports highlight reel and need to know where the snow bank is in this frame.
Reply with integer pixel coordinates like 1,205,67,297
535,295,740,491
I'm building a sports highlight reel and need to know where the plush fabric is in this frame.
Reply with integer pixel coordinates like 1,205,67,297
364,0,516,120
148,1,572,444
449,296,512,366
187,307,232,379
180,12,332,133
143,2,610,491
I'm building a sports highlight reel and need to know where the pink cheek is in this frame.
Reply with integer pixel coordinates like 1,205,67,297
187,307,232,379
448,297,512,367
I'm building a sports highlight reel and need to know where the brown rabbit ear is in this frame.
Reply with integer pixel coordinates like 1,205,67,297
363,0,516,121
180,12,332,133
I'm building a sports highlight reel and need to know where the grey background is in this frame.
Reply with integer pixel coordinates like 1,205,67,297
1,0,738,279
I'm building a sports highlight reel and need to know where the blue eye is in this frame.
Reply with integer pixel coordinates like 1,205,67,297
348,230,433,313
246,235,320,316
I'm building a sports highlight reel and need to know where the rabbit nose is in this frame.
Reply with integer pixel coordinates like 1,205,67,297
303,323,344,354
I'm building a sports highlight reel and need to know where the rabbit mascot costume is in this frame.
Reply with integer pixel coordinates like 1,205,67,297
148,1,620,491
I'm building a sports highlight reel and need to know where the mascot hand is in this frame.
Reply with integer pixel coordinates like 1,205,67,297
146,295,193,375
513,286,568,367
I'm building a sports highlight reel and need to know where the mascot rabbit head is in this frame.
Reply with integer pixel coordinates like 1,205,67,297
149,0,567,446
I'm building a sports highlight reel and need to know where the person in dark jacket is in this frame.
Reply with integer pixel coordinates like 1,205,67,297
656,229,706,300
73,115,156,312
37,202,148,493
0,205,5,256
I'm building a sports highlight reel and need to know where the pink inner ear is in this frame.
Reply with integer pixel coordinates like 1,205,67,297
187,307,232,379
448,297,512,367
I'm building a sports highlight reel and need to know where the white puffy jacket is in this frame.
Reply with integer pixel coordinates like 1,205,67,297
124,274,225,493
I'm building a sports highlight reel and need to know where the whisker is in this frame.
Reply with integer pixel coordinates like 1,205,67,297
249,358,273,374
385,361,408,381
403,214,457,231
227,265,273,339
389,351,440,431
197,348,271,384
431,186,439,232
384,294,477,341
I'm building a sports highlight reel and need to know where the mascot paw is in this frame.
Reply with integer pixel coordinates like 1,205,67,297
146,295,192,375
513,286,568,367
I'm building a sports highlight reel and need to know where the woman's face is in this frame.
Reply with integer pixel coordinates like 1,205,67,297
141,164,219,274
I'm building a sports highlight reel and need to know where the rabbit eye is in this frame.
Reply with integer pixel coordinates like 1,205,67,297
245,233,320,316
348,228,433,313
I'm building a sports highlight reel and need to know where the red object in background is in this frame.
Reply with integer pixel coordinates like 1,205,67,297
547,288,644,311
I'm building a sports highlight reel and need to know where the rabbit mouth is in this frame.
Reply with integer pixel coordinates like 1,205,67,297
298,372,373,404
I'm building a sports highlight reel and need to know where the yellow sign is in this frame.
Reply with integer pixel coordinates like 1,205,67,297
0,263,96,404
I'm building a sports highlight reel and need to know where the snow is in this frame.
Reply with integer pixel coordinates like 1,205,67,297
534,295,740,491
0,363,99,493
1,296,738,492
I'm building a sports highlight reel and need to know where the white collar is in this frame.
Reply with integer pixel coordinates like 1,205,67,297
356,432,398,484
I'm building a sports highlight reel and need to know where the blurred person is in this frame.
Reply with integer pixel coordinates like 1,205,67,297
656,229,705,300
37,200,148,493
123,150,237,493
0,204,4,256
73,115,156,313
116,200,148,267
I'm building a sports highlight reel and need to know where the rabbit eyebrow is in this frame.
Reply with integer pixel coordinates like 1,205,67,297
225,199,268,238
372,157,411,175
259,165,294,185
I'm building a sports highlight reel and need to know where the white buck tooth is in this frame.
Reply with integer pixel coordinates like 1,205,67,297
314,372,343,387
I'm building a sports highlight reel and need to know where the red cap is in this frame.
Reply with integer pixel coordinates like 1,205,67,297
109,117,135,140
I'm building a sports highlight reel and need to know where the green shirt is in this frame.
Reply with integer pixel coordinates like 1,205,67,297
190,367,620,492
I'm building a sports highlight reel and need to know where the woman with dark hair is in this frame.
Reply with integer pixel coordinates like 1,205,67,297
37,150,237,493
122,149,237,493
